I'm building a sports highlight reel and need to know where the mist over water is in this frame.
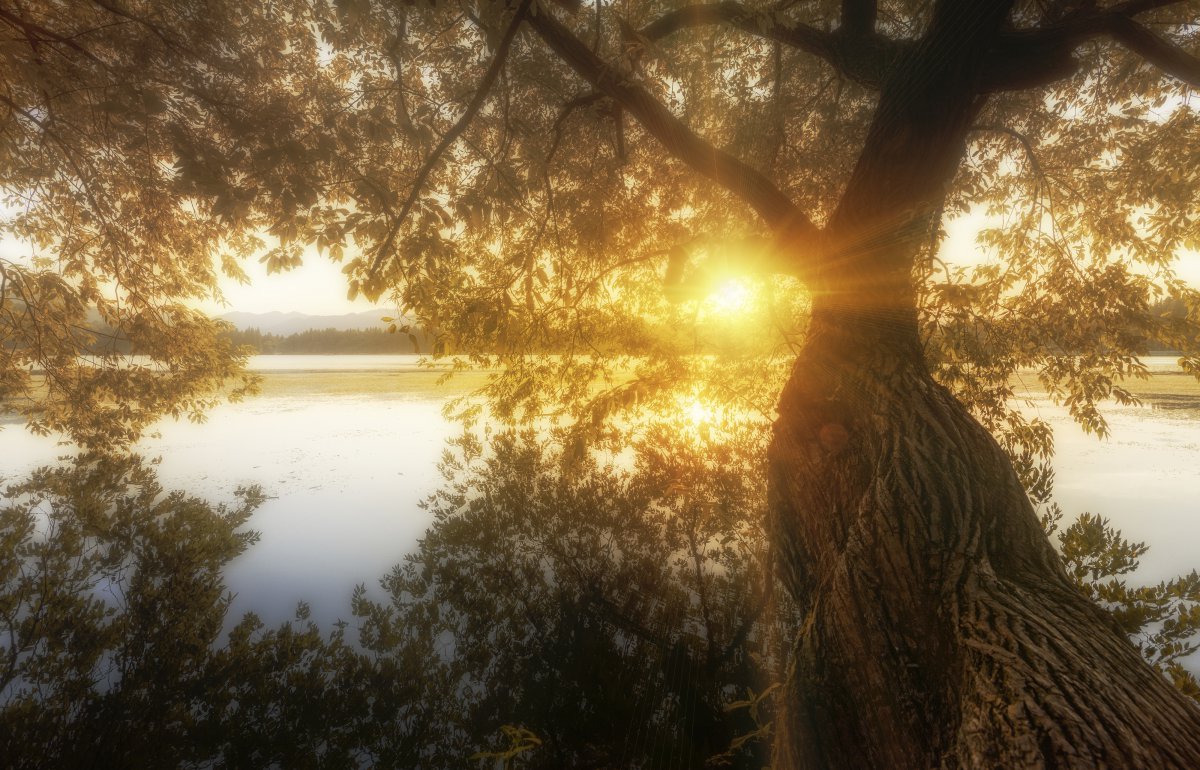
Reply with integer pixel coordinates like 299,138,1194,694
3,355,1199,638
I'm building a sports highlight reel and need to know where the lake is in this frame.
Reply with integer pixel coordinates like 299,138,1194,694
3,355,1199,660
2,355,468,630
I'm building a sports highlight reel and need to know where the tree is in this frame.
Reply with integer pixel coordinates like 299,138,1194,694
5,0,1200,766
379,422,790,768
362,415,1200,766
325,1,1200,765
0,0,328,449
0,455,445,768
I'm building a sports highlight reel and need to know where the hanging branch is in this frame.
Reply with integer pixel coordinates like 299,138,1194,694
368,0,534,278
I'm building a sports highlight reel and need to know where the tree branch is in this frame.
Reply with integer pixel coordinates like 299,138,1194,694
840,0,877,35
0,8,107,65
1107,14,1200,88
640,2,837,60
634,2,1062,93
1107,0,1191,17
970,124,1044,185
635,0,1196,96
987,0,1199,91
982,31,1083,91
527,6,817,246
368,0,532,277
638,2,896,87
89,0,190,54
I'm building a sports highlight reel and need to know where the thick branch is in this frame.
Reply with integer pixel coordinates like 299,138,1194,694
527,7,818,245
1107,14,1200,88
640,2,837,62
634,2,1072,93
990,1,1200,91
1107,0,1191,16
634,0,1195,95
982,32,1083,91
820,0,1016,293
368,0,532,277
840,0,877,35
639,3,894,88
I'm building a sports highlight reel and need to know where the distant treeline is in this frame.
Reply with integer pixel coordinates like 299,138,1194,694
225,326,428,354
75,324,428,355
66,297,1192,357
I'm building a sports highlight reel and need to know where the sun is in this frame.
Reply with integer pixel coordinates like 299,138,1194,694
684,397,714,427
706,277,754,315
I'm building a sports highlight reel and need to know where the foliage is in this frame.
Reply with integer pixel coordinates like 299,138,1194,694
357,419,792,768
1044,506,1200,701
7,2,1197,454
2,2,1198,555
0,0,330,449
0,421,793,768
470,725,543,767
0,455,463,768
5,0,1200,763
4,424,1196,768
1,454,258,765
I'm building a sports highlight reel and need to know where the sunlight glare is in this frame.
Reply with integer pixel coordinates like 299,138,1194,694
707,277,753,315
685,397,714,427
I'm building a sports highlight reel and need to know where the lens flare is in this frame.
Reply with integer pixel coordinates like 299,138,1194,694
707,277,753,315
685,398,714,426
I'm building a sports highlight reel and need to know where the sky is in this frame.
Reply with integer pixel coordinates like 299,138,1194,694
197,244,384,316
5,212,1199,316
938,209,1200,287
197,211,1200,315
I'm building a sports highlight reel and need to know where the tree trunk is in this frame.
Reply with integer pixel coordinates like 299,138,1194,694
741,0,1200,761
766,291,1200,768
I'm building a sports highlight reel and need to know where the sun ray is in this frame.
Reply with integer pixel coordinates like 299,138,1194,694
706,277,754,315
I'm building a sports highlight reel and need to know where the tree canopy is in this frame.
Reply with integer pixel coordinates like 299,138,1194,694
4,0,1200,767
2,0,1198,455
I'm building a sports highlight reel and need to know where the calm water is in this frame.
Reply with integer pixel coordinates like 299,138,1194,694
3,355,1199,641
3,355,464,628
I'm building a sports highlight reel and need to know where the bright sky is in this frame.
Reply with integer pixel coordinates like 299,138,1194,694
199,245,382,316
5,213,1198,315
937,208,1200,285
201,211,1200,314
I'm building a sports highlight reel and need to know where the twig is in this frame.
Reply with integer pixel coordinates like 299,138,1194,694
368,0,534,278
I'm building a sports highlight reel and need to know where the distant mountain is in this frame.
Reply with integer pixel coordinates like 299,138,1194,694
218,310,399,336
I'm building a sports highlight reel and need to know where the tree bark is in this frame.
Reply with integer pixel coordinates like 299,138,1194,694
528,0,1200,761
766,252,1200,769
763,3,1200,761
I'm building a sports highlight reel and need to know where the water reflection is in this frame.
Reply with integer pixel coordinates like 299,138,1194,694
3,358,1200,766
388,425,791,767
1136,391,1200,418
2,426,791,768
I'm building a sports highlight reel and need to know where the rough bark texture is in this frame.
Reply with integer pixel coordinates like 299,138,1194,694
533,0,1200,763
766,301,1200,768
762,7,1200,762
